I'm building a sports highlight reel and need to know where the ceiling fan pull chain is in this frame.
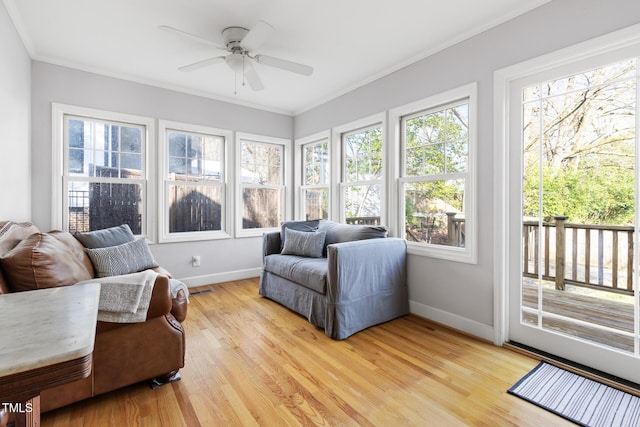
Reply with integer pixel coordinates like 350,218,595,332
242,54,246,87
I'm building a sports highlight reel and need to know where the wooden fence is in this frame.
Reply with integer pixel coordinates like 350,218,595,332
68,185,141,234
89,181,142,234
169,186,221,232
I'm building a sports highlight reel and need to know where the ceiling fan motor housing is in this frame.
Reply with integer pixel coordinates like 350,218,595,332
222,26,249,53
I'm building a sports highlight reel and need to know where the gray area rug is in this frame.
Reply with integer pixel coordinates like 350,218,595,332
508,362,640,427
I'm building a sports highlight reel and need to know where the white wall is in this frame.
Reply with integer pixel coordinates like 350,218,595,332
0,1,31,221
294,0,640,339
30,62,293,283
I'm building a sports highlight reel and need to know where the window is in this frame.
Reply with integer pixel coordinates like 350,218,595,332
300,138,330,220
158,121,230,242
341,124,383,225
393,83,477,263
237,134,288,236
53,104,154,237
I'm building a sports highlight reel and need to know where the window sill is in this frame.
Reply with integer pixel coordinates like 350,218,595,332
235,227,280,239
157,231,232,244
406,241,477,264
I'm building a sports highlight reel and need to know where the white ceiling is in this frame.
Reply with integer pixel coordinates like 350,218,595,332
5,0,549,115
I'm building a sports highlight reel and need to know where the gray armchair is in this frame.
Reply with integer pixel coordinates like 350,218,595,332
259,220,409,339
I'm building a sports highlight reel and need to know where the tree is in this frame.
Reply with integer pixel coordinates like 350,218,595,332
522,59,637,225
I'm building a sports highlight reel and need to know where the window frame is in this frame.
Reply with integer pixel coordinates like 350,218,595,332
235,132,291,238
157,120,231,243
52,103,156,240
391,83,478,263
295,131,331,221
331,113,386,225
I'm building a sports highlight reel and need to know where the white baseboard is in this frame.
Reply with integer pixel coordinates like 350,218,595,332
409,299,494,342
179,268,262,288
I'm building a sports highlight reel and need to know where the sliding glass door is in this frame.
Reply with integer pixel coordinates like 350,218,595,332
507,46,640,383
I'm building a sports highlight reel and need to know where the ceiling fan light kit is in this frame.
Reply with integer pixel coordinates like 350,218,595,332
225,53,248,74
161,20,313,93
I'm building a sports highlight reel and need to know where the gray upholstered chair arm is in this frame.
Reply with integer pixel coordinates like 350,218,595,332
262,232,282,260
326,238,407,303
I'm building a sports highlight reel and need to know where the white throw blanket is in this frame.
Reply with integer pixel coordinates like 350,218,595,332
169,278,190,303
76,270,158,323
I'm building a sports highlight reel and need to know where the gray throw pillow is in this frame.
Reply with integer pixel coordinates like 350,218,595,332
75,224,135,249
281,228,326,258
280,219,320,250
85,238,159,277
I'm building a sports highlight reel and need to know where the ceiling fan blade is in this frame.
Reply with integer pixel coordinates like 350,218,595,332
255,54,313,76
244,63,264,91
159,25,225,50
178,56,225,72
240,20,275,51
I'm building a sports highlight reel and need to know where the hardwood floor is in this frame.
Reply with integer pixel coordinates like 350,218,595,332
42,278,573,426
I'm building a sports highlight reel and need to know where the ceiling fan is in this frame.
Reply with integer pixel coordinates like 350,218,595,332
159,20,313,92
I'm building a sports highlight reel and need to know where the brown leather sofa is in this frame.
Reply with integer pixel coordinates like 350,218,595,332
0,221,188,413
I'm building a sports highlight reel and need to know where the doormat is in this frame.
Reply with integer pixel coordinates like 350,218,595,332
508,362,640,426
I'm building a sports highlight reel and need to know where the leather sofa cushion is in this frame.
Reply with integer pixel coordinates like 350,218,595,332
0,222,40,257
49,230,96,277
0,232,92,292
0,222,40,294
264,254,327,294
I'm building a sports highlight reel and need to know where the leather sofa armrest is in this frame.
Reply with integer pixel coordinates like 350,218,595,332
152,265,173,278
171,287,188,323
151,266,187,321
146,274,173,320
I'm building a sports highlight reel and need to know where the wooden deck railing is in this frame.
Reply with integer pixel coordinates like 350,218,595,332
523,216,634,295
447,213,465,247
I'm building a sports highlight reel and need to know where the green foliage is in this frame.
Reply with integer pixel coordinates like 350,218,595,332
404,105,468,176
405,193,414,222
523,164,634,225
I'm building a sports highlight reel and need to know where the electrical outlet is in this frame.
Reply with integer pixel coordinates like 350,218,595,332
191,255,201,267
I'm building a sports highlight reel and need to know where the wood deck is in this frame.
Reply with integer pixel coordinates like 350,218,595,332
522,280,636,352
